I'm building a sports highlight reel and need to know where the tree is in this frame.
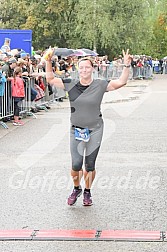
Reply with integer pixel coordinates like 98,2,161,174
0,0,166,58
145,0,167,58
74,0,152,58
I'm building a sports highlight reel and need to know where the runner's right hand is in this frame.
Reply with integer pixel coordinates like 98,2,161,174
43,47,55,61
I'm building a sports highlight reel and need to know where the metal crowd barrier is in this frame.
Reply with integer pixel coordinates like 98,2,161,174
110,65,152,80
165,64,167,74
161,63,167,74
70,63,167,79
0,81,14,129
132,65,153,79
19,77,32,116
30,77,50,112
152,63,167,74
69,64,154,81
0,76,52,129
69,64,152,81
0,74,69,128
104,64,153,80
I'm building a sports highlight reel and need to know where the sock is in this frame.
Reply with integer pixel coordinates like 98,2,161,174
84,188,90,193
74,186,80,190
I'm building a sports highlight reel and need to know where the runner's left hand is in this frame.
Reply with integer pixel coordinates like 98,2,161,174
122,49,132,66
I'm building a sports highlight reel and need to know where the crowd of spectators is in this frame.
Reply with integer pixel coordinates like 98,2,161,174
1,46,166,83
0,39,167,126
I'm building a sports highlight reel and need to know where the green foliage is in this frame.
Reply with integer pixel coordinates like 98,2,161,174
0,0,166,58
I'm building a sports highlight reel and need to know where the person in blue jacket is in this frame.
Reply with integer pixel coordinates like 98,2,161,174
0,66,7,117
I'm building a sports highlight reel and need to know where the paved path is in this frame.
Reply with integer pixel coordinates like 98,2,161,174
0,75,167,251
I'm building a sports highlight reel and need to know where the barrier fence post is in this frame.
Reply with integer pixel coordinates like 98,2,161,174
0,80,14,129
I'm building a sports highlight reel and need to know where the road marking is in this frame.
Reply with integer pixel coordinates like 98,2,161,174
0,229,165,241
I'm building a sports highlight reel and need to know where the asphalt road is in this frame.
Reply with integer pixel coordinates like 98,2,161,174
0,74,167,251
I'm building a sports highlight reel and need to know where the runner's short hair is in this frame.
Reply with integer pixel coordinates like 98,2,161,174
78,57,94,67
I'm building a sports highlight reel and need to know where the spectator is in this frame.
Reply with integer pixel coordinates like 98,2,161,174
2,57,17,78
1,57,17,120
17,58,29,76
0,64,7,117
29,57,39,76
59,60,68,73
10,67,25,126
159,59,164,74
131,56,138,79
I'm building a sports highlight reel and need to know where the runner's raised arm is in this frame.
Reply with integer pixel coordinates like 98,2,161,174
45,48,65,89
106,49,132,91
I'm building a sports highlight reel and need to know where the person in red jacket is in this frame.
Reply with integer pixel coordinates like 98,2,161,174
11,67,25,126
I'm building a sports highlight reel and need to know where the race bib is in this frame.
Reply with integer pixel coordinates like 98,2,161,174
74,127,90,142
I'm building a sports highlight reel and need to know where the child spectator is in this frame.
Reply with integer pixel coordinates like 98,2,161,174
10,67,25,126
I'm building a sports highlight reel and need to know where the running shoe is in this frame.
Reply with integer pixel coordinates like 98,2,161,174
18,120,24,125
67,187,82,206
83,191,93,206
13,121,24,126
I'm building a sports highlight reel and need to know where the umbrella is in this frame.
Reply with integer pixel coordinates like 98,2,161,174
68,50,84,57
54,48,74,57
81,48,98,56
69,48,98,57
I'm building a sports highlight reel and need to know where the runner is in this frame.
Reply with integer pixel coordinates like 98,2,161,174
45,49,132,206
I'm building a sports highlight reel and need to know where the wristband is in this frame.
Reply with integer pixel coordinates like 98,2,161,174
124,64,131,68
